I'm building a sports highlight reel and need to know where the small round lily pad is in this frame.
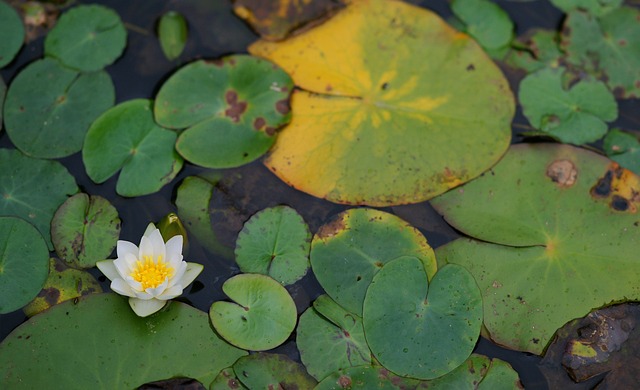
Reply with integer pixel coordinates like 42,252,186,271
51,193,121,269
209,273,297,351
83,99,183,197
0,217,49,314
0,1,24,68
231,353,317,389
451,0,513,52
44,4,126,71
4,58,115,158
235,205,311,285
363,259,482,379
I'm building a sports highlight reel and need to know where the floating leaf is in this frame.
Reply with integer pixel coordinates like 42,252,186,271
4,58,115,158
363,260,482,379
209,273,297,351
518,66,617,144
504,29,563,73
297,295,370,380
310,208,436,316
0,0,24,68
83,99,183,197
550,0,622,17
603,129,640,175
210,368,247,390
44,4,126,71
561,8,640,99
157,212,189,252
231,353,317,389
0,217,49,314
432,143,640,354
23,258,102,317
51,193,120,269
0,76,5,131
0,148,78,250
249,0,514,206
233,0,343,41
154,55,293,168
235,205,310,285
157,11,187,61
450,0,513,52
0,294,247,387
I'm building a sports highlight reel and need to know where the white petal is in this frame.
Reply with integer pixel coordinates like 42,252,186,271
158,285,183,300
148,228,167,260
114,257,133,280
96,260,119,281
168,261,187,288
116,240,139,261
144,278,168,298
177,263,204,288
134,289,153,300
125,277,143,292
139,236,154,259
123,253,138,272
143,223,157,238
129,297,166,317
110,279,137,297
165,235,183,269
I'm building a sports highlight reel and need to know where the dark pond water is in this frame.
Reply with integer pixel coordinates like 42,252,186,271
1,1,639,389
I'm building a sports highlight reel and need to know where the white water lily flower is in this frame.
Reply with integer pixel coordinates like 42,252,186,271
96,223,203,317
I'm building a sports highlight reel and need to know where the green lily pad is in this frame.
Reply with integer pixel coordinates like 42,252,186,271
154,55,293,168
0,76,5,130
0,148,78,250
157,212,189,253
0,1,24,68
83,99,183,197
297,295,371,380
51,193,121,269
0,217,49,314
231,353,317,389
210,367,247,390
44,4,126,72
561,8,640,99
603,129,640,175
310,208,437,316
550,0,622,17
450,0,513,52
363,260,482,379
235,205,311,285
23,258,102,317
504,29,563,73
431,143,640,354
0,294,247,387
3,58,115,158
157,11,187,61
518,66,617,145
209,273,297,351
249,0,514,206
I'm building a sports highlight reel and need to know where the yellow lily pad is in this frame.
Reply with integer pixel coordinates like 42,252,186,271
249,0,514,206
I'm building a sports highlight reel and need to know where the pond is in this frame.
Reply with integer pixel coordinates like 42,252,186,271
1,0,639,388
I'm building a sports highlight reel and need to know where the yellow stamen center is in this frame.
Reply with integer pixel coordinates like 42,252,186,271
131,255,174,289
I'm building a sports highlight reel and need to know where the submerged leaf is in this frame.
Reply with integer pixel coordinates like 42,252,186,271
157,11,188,61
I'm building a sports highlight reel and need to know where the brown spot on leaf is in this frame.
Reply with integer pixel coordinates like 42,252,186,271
466,63,475,71
265,127,276,136
316,214,346,239
39,287,60,306
325,84,333,92
546,159,578,187
276,99,290,115
253,117,266,130
337,375,352,388
611,195,630,212
591,163,640,213
224,90,247,122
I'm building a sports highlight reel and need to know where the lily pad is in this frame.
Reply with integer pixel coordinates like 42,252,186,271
157,212,189,252
210,367,247,390
504,29,563,73
450,0,513,52
209,273,297,351
561,8,640,99
518,66,617,145
0,0,24,68
51,193,121,269
310,208,436,316
4,58,115,158
297,295,371,380
154,55,293,168
0,217,49,314
235,205,311,285
231,353,317,389
0,76,4,130
363,260,482,379
157,11,187,61
83,99,183,197
22,258,102,317
0,294,247,387
0,148,78,250
603,129,640,175
550,0,622,17
431,143,640,354
249,0,514,206
44,4,126,71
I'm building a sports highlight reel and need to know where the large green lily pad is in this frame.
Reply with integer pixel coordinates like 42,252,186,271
0,0,24,68
230,353,317,389
209,273,297,351
249,0,514,206
561,8,640,99
431,143,640,354
0,217,49,314
0,148,78,250
44,4,126,71
154,55,293,168
0,294,247,388
83,99,183,197
363,260,482,379
310,208,436,316
4,58,115,158
550,0,623,17
235,205,311,285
